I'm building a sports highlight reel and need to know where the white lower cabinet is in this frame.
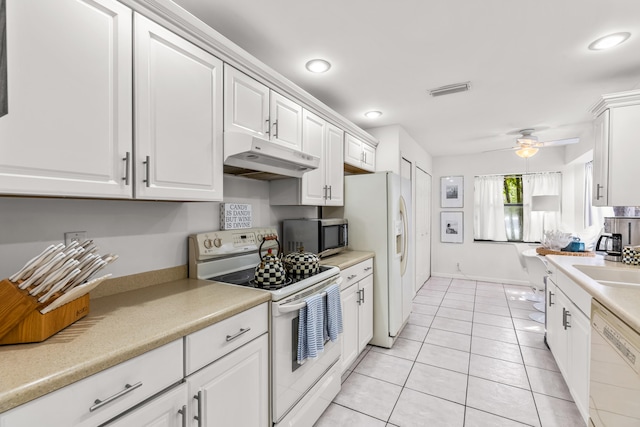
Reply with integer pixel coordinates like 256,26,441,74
105,383,188,427
186,334,269,427
546,269,590,425
339,259,374,373
184,302,269,427
0,340,183,427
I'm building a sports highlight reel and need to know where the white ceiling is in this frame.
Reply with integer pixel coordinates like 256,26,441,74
173,0,640,157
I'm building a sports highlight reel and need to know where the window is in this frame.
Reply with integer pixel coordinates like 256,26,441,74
503,175,523,241
474,172,561,242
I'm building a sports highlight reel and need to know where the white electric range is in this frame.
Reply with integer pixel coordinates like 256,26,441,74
188,227,342,426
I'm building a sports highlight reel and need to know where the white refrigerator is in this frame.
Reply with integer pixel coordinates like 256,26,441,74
342,172,414,348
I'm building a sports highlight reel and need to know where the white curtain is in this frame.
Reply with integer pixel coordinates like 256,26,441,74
523,172,562,242
474,175,508,241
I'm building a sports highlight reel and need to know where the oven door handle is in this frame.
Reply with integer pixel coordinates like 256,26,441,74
273,277,343,316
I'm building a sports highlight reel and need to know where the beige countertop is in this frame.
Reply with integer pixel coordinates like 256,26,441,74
545,255,640,332
0,279,270,413
319,250,375,270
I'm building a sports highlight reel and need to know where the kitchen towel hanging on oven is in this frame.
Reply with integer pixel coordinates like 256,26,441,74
297,284,343,364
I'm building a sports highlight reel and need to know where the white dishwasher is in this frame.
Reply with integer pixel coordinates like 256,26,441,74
590,299,640,426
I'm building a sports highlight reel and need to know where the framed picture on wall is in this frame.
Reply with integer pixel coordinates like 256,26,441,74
441,211,463,243
441,176,463,208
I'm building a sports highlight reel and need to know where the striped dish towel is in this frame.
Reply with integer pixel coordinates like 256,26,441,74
326,284,343,342
297,294,325,364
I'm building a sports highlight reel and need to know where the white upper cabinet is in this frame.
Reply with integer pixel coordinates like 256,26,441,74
0,0,133,198
325,122,345,205
270,110,344,206
590,90,640,207
134,14,223,201
224,65,303,151
224,65,270,138
344,134,376,172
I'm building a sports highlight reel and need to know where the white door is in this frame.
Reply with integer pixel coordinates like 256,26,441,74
223,65,270,137
300,110,326,205
325,123,344,206
134,14,223,201
269,92,303,150
0,0,132,198
188,334,269,427
415,167,432,291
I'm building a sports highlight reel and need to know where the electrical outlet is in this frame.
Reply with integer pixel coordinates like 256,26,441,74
64,231,87,246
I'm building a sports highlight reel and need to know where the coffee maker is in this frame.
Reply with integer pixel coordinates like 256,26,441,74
596,217,640,261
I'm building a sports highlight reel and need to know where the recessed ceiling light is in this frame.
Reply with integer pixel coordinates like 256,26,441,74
588,32,631,50
364,111,382,119
305,59,331,73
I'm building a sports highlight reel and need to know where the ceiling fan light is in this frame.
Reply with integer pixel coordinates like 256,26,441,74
515,147,539,158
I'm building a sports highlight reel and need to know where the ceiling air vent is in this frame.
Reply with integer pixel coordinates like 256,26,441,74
429,82,471,97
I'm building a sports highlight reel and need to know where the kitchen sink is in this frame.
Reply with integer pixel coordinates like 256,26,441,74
573,264,640,287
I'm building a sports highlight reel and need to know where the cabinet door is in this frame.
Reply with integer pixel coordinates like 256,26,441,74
300,110,326,205
223,65,270,138
134,14,223,201
105,383,188,427
358,275,374,353
608,104,640,206
545,280,563,360
592,109,609,206
362,143,376,172
0,0,132,198
325,123,344,206
270,92,303,150
567,308,590,424
340,284,359,374
188,334,269,427
344,134,363,167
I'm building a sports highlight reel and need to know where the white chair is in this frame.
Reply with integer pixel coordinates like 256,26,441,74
513,244,544,303
522,251,549,323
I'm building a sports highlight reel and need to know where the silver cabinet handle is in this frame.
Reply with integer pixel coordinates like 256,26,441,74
178,405,187,427
265,118,270,135
122,152,130,185
272,120,278,138
364,267,372,272
563,308,571,330
143,155,151,187
328,185,332,200
596,183,603,200
226,327,251,342
360,288,365,304
89,381,143,412
548,291,554,307
323,185,328,200
347,274,357,280
194,391,203,427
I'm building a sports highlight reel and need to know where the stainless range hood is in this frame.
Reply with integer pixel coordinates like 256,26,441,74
223,132,320,179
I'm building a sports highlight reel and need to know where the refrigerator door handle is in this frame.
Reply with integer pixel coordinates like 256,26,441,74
399,195,409,276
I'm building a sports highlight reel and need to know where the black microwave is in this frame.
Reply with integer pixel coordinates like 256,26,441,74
282,218,348,257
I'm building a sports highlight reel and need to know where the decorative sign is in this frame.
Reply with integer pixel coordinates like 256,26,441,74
220,203,252,230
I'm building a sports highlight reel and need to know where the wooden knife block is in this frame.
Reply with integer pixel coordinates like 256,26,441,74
0,278,90,345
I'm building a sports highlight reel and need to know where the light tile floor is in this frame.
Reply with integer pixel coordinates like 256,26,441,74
314,277,585,427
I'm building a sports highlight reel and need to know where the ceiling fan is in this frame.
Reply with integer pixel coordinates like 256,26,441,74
506,129,580,158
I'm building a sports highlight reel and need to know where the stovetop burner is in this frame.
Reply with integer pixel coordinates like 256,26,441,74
209,265,333,289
